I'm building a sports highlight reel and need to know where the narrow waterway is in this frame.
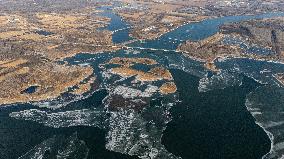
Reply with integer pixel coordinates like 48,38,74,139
128,12,284,50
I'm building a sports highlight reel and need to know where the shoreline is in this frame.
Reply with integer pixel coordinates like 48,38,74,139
245,97,275,159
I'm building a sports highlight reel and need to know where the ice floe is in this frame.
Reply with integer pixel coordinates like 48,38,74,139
19,132,89,159
106,109,180,159
198,71,243,92
10,109,106,129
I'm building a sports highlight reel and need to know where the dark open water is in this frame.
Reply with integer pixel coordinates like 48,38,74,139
162,69,270,159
